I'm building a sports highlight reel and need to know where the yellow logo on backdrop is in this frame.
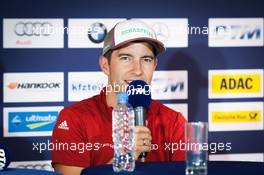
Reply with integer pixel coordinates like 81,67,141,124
211,110,262,123
212,74,261,93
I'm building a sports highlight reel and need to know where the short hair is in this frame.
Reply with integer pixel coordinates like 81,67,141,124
103,41,157,64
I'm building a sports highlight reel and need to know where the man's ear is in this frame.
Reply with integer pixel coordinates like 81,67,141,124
99,56,110,76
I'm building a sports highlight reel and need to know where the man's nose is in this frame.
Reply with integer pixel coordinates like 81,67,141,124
132,60,143,76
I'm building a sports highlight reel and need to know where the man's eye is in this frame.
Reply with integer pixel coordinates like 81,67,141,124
143,57,153,63
120,56,130,61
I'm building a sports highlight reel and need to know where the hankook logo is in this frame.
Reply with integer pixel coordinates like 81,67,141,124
3,72,64,102
7,82,61,90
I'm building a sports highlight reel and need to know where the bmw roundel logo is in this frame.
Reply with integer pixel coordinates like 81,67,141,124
88,22,107,43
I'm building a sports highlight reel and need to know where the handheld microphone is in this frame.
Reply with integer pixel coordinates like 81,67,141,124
126,80,151,162
0,144,11,171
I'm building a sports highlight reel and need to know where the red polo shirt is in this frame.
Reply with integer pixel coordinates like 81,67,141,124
51,88,186,168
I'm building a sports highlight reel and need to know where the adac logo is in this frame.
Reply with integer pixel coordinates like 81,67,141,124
88,22,107,43
8,111,58,132
7,82,61,90
211,110,261,123
212,74,261,93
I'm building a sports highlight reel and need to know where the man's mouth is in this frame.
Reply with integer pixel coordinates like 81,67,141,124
124,80,133,84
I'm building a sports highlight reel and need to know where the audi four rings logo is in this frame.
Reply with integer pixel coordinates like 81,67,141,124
14,22,53,36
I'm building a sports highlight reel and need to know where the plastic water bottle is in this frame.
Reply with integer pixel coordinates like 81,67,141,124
112,92,135,172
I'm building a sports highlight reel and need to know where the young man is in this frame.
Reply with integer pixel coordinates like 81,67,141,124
51,19,186,175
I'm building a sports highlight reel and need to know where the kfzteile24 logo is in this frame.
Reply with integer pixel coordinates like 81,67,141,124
209,69,263,99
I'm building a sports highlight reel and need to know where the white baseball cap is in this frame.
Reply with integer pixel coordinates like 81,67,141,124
102,19,165,56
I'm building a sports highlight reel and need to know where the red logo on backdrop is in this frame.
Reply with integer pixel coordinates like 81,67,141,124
7,83,18,90
16,40,32,45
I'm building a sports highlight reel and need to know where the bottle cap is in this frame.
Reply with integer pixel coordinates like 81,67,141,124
117,93,128,103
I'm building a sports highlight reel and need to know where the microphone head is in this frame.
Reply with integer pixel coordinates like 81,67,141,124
0,144,11,171
126,80,151,108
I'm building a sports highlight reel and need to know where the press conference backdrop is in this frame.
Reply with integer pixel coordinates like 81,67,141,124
0,0,264,171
